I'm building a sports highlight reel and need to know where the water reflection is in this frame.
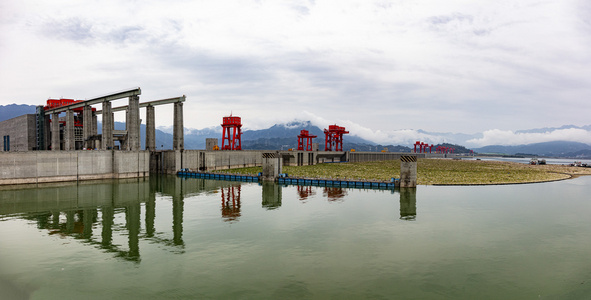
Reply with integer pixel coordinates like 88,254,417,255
0,177,193,262
323,187,347,202
262,182,282,209
221,185,241,222
399,188,417,221
0,177,417,263
297,186,316,201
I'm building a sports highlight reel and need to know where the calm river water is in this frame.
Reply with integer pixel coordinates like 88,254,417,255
1,175,590,299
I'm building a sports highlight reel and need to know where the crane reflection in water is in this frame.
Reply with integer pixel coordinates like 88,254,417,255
1,176,416,264
221,185,241,222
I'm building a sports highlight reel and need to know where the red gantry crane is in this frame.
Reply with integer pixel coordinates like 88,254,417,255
324,124,349,151
297,130,317,151
221,114,242,150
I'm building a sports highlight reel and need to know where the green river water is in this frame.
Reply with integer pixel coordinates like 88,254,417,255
1,175,590,299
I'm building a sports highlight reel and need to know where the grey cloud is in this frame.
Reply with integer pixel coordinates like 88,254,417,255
39,17,149,46
41,17,94,41
427,13,492,38
473,29,490,36
290,4,311,16
428,13,473,26
107,26,145,43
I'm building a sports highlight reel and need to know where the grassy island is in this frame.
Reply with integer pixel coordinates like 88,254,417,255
215,158,591,185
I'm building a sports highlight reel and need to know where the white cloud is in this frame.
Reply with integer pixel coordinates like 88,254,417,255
467,128,591,147
303,111,447,145
1,0,590,134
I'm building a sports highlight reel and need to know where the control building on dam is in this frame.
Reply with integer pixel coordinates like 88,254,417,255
0,87,436,185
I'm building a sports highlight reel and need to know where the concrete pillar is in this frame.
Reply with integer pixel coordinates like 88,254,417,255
92,113,97,136
64,109,75,150
92,112,98,149
206,138,218,151
400,155,417,188
51,113,60,150
128,95,140,151
43,114,51,150
83,105,92,149
102,101,113,150
145,105,155,151
173,101,184,151
262,152,282,181
399,188,417,220
312,142,319,152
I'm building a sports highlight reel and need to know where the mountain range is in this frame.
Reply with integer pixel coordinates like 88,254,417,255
1,104,590,157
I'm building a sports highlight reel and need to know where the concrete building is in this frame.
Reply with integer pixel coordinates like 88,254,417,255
0,88,187,185
0,114,37,151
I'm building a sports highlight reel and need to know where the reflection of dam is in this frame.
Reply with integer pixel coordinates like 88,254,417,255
0,176,244,262
0,178,418,262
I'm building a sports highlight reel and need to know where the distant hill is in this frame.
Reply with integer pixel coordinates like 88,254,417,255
1,104,590,155
474,141,591,157
515,124,591,134
179,121,381,151
0,104,36,122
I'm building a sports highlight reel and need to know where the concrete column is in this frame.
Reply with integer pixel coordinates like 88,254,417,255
92,113,97,136
400,155,417,188
262,152,282,181
43,114,51,150
102,101,113,150
206,138,218,151
92,112,98,149
145,105,155,151
83,105,92,149
51,113,60,150
127,95,140,151
173,101,184,151
65,109,75,150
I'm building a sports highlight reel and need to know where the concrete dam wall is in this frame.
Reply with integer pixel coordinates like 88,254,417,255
0,151,149,185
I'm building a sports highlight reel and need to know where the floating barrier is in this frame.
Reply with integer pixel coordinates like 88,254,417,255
276,177,398,189
176,170,399,190
176,170,259,182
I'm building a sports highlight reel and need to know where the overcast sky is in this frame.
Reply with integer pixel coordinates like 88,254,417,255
1,0,590,146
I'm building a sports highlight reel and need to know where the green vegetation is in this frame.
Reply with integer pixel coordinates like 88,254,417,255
214,159,591,185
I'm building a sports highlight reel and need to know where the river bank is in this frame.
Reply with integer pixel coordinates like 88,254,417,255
215,158,591,185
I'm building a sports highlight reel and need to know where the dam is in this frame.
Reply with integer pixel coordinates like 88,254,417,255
0,87,437,186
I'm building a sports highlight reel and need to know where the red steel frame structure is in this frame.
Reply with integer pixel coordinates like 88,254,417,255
324,125,348,151
221,115,242,150
44,98,91,127
297,130,317,151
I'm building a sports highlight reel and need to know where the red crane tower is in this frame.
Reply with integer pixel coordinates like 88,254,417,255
297,130,317,151
221,115,242,150
324,124,349,151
